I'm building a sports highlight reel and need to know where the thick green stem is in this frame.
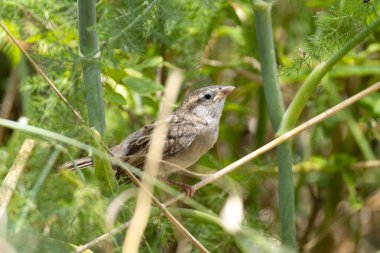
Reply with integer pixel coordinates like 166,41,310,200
276,142,295,245
256,87,267,148
278,17,380,135
252,4,284,128
252,0,296,248
78,0,106,135
78,0,115,193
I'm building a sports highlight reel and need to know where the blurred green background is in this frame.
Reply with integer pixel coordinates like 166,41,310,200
0,0,380,252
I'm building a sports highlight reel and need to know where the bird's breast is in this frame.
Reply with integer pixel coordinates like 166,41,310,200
160,123,219,177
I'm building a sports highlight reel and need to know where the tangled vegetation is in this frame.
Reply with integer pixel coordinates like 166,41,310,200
0,0,380,252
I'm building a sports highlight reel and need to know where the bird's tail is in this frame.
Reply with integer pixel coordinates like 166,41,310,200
59,157,93,170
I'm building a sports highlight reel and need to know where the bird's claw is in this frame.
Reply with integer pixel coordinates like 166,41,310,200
158,177,196,197
178,183,196,197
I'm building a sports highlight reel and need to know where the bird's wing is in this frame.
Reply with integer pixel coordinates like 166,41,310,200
111,121,155,170
163,117,198,158
111,115,198,169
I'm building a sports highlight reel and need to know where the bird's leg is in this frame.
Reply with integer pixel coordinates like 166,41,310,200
158,177,196,197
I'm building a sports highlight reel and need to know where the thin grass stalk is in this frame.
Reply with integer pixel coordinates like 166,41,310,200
251,0,296,247
278,17,380,135
0,139,36,211
78,0,115,193
123,70,191,253
353,160,380,169
0,139,36,235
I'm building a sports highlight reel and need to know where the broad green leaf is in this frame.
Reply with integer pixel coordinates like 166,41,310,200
140,56,163,69
104,84,126,105
124,68,143,78
122,76,164,95
103,67,127,83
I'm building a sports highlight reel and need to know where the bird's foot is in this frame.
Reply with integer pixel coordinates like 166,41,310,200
177,183,196,197
158,177,196,197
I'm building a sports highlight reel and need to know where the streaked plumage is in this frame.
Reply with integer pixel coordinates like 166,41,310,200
60,85,234,195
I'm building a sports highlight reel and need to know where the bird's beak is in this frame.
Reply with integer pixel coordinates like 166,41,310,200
213,86,235,101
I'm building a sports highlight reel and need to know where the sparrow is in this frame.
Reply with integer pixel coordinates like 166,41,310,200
61,85,235,196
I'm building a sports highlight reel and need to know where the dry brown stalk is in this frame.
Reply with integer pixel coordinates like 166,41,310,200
123,69,195,253
352,160,380,169
0,139,36,221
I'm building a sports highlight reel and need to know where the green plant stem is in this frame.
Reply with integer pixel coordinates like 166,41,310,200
252,5,284,127
78,0,106,134
78,0,115,193
256,87,268,148
278,17,380,135
168,208,221,226
252,0,296,248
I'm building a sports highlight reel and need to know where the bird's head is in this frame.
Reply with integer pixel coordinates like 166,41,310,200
177,85,235,122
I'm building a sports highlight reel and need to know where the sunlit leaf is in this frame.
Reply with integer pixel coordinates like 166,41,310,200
104,83,127,105
140,56,163,69
122,76,164,95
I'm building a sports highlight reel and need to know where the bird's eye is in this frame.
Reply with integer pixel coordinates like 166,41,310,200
204,94,212,100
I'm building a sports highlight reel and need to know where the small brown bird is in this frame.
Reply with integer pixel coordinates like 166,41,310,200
61,85,234,196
